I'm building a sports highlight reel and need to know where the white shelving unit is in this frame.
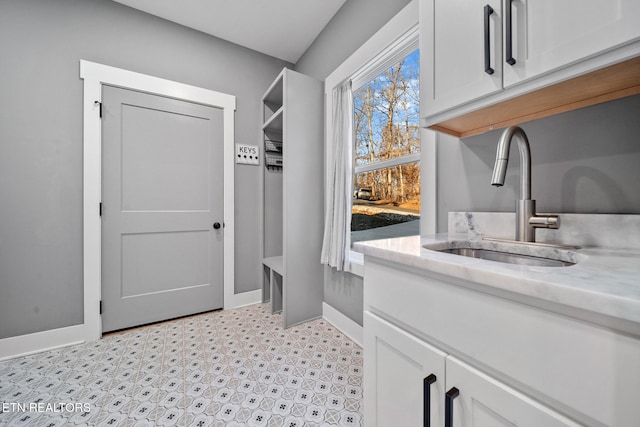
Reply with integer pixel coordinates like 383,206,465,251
261,68,324,328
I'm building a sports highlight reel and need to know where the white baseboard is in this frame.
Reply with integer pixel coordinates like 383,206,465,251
228,289,263,309
0,324,85,362
0,290,332,361
322,302,363,347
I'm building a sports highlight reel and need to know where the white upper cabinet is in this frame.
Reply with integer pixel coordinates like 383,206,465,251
503,0,640,87
421,0,640,132
424,0,503,115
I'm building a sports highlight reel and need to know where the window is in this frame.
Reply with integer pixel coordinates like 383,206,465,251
322,5,425,274
351,49,420,244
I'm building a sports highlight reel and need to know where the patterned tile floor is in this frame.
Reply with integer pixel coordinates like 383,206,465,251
0,303,363,426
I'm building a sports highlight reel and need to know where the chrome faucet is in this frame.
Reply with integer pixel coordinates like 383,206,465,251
491,126,558,242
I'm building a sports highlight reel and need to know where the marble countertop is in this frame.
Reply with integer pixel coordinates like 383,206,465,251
353,213,640,331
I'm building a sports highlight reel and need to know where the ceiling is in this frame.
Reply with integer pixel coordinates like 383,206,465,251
112,0,348,63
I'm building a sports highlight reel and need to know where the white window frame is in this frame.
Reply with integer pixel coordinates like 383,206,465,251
324,0,436,277
352,35,421,174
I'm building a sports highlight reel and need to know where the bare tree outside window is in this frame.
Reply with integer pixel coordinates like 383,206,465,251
352,49,420,243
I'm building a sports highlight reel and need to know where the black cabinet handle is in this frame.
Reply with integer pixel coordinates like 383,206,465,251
423,374,437,427
445,387,460,427
484,5,495,75
213,222,221,230
505,0,516,65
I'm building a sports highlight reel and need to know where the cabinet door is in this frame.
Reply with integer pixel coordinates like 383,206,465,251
445,356,580,427
423,0,503,116
503,0,640,87
364,312,446,427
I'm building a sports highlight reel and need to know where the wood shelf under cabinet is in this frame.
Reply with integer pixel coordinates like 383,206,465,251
429,56,640,138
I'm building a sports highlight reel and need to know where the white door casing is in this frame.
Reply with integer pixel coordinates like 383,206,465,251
81,60,239,341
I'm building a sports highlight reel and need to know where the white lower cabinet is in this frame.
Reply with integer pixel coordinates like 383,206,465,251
364,312,446,426
445,356,578,427
364,311,578,427
362,257,640,426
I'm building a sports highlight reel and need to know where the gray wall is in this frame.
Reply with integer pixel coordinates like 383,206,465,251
324,266,364,325
296,0,412,81
295,0,412,326
0,0,289,339
437,95,640,232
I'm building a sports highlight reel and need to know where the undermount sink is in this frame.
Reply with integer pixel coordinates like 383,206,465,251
438,247,574,267
423,239,580,268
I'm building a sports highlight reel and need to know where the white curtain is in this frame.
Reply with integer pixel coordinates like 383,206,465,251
321,81,353,271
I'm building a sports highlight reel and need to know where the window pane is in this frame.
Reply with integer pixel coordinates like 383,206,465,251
353,49,420,168
352,162,420,244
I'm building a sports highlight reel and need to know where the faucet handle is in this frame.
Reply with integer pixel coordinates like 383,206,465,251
530,215,559,229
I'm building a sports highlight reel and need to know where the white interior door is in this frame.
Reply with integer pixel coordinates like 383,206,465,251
101,85,224,332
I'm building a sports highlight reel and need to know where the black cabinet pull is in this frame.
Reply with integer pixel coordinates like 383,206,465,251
445,387,460,427
213,222,221,230
505,0,516,65
423,374,437,427
484,5,495,75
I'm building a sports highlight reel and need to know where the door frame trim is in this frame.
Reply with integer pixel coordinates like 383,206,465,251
81,60,237,341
